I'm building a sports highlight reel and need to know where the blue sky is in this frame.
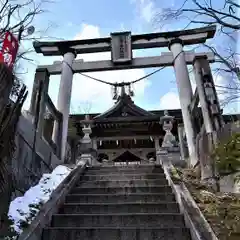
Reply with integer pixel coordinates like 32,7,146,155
19,0,239,114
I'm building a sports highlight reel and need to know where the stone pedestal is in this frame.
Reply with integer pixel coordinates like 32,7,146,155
77,153,91,166
92,139,98,150
102,159,109,166
156,149,168,165
154,138,160,152
157,148,185,168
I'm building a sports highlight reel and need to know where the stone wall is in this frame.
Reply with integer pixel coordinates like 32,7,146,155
11,115,63,198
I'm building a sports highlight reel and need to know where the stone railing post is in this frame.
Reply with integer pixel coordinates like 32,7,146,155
177,123,188,161
156,148,168,165
35,68,50,136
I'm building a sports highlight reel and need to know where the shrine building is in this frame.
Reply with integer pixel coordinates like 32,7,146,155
59,85,238,166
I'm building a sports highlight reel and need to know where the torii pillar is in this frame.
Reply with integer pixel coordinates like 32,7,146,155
169,39,198,166
52,49,76,161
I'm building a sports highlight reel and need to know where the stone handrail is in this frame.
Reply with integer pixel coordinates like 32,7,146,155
18,161,87,240
158,155,218,240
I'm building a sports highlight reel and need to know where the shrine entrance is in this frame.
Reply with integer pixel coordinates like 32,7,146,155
30,25,223,166
113,151,142,166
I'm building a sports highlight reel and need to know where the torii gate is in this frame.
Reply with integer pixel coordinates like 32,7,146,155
30,25,222,166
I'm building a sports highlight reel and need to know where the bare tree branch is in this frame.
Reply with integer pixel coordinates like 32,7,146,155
0,0,55,97
154,0,240,108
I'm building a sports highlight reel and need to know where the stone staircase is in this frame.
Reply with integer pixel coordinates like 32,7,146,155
42,164,191,240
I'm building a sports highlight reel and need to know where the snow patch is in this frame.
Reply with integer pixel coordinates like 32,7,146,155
6,165,76,238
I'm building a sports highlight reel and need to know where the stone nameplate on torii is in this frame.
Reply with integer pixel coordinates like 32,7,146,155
111,32,132,64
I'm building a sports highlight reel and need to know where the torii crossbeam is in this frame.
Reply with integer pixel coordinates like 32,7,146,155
34,25,215,56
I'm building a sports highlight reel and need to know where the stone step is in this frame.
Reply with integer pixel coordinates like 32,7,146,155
87,164,161,170
86,166,164,174
59,202,180,214
42,227,191,240
51,213,186,228
81,173,166,181
88,164,161,169
70,185,172,194
65,193,176,204
77,179,168,188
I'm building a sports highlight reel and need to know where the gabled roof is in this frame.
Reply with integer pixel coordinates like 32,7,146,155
112,150,142,162
94,86,154,120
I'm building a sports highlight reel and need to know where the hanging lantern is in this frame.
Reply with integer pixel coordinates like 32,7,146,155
112,85,118,100
128,84,134,96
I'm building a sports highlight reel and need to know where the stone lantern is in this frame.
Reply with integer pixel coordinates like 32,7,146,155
160,110,176,148
79,114,95,151
81,115,92,144
77,115,98,165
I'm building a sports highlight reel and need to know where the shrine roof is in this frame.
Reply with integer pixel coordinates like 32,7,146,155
69,84,240,124
69,109,240,124
70,108,187,123
93,87,154,120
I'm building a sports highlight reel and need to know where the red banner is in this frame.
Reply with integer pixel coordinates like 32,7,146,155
0,31,19,70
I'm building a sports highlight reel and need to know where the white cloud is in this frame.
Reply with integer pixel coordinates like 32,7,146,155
213,74,240,113
131,0,156,23
69,24,150,113
140,0,155,23
74,24,101,40
213,74,226,102
159,69,195,110
159,91,180,109
158,72,236,112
